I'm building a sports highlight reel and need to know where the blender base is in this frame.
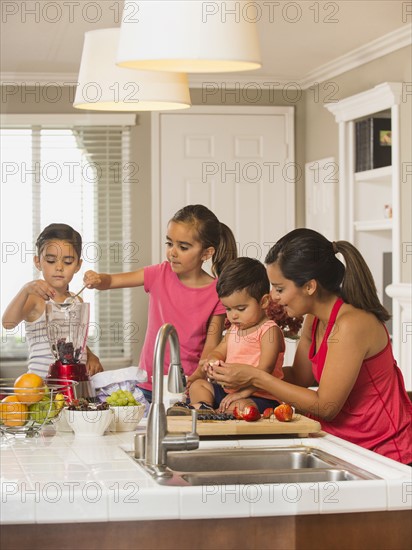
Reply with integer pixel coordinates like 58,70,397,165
47,361,96,401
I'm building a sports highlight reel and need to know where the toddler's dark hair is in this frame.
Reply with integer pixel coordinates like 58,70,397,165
36,223,82,260
216,257,269,302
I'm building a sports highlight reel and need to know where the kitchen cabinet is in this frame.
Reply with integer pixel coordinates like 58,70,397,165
1,425,411,550
325,82,411,389
2,511,411,550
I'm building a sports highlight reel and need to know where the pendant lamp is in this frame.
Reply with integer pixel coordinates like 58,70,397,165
73,28,191,111
117,0,261,73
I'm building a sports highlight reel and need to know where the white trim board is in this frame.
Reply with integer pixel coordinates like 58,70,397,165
0,114,137,127
1,25,410,89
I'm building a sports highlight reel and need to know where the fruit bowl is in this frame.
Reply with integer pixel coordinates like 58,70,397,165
63,407,113,437
110,404,145,432
0,377,78,438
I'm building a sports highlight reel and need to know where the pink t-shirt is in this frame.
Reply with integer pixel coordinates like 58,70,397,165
310,298,412,464
225,319,284,400
139,262,226,391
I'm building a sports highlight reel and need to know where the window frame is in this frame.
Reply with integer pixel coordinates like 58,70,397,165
0,113,136,371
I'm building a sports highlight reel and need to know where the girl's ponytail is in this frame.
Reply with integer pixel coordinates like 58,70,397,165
212,222,238,277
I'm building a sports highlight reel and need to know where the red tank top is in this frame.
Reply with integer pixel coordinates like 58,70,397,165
310,298,412,464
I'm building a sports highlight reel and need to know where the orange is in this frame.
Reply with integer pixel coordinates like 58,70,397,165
14,373,45,404
0,395,29,427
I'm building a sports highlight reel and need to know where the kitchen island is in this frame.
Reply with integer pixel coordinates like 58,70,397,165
1,421,411,550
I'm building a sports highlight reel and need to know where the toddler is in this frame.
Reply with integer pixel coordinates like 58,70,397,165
170,257,285,415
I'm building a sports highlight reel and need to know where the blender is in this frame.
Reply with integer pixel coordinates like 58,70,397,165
45,300,95,400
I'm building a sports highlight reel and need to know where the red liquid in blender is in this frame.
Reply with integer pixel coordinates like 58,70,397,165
45,301,95,401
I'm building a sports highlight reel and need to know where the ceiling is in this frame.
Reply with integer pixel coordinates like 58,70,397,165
1,1,410,88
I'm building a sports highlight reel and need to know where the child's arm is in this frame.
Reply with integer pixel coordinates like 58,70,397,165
86,347,104,376
186,316,227,386
200,314,226,362
83,268,145,290
255,324,284,374
1,281,55,328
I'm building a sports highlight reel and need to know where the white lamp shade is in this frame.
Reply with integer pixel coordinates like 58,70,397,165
73,28,191,111
117,0,261,73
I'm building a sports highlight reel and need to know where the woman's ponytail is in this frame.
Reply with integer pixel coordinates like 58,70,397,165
266,228,390,323
336,241,391,322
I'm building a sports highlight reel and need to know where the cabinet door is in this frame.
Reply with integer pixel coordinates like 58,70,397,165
305,157,338,241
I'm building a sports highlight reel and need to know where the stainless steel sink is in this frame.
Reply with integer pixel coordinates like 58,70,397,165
181,469,365,485
129,446,381,486
166,447,333,471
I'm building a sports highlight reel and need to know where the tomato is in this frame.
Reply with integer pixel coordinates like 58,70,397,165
274,403,293,422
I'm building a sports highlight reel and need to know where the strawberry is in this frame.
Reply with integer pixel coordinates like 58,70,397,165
242,405,261,422
274,403,293,422
262,407,274,419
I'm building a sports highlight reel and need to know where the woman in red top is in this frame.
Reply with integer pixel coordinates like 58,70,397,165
212,228,412,464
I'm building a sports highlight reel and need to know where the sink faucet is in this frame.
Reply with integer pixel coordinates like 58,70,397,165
141,323,199,475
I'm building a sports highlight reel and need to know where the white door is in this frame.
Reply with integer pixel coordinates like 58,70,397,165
151,106,295,263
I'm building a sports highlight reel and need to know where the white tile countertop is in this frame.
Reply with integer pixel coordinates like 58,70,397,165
1,419,411,525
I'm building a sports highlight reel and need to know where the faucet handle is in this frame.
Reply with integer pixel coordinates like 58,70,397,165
190,408,198,435
167,362,186,393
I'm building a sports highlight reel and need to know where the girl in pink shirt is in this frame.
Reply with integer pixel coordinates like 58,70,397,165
212,228,412,465
84,205,237,400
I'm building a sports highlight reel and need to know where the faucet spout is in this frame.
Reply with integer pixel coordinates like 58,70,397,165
144,324,199,470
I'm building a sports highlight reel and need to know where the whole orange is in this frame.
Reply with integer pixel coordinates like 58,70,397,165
14,373,45,404
0,395,29,427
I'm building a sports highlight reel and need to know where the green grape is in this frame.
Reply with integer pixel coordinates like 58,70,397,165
105,388,139,407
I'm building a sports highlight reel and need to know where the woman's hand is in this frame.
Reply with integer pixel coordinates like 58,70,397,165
211,362,256,390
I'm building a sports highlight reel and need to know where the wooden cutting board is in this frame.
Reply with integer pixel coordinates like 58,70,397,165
167,414,321,437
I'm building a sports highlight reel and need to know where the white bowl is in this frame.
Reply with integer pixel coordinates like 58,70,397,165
63,408,113,437
109,404,145,432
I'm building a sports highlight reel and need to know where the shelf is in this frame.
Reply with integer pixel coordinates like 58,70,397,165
354,166,392,183
354,219,392,231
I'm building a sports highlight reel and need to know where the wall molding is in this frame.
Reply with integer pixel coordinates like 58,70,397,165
1,25,410,89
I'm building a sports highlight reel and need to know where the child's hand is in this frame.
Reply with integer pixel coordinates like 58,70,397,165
218,390,253,412
86,349,103,375
83,270,104,290
24,280,55,301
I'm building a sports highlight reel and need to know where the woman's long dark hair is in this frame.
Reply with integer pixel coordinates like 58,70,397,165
265,228,390,322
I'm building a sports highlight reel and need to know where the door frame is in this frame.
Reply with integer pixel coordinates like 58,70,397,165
151,106,295,263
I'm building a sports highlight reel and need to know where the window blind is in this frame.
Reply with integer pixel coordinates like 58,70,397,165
0,121,133,363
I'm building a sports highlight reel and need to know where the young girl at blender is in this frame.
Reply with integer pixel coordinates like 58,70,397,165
171,257,286,415
2,223,103,378
83,204,238,402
